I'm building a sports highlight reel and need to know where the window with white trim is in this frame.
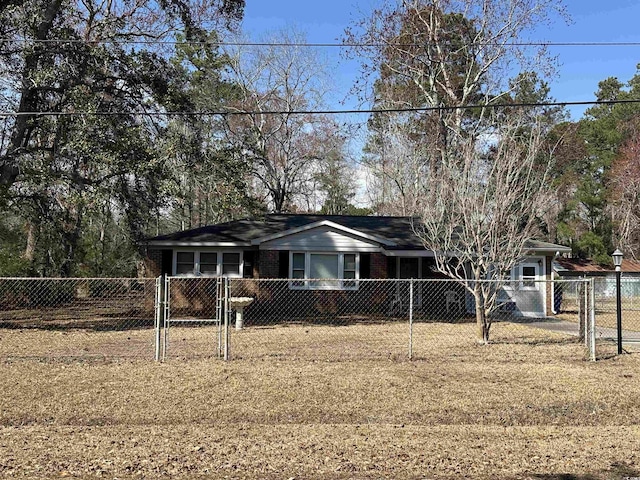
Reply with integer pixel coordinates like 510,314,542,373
176,252,195,275
222,253,241,275
173,251,243,277
199,252,218,275
289,252,360,290
520,263,539,289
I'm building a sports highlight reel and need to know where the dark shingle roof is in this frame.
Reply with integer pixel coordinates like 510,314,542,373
147,214,571,253
147,214,426,249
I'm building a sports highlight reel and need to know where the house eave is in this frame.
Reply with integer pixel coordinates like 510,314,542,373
383,249,435,257
526,247,572,255
146,241,252,248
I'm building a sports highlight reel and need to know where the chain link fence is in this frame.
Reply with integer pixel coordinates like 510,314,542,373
159,278,595,362
590,277,640,354
0,277,159,360
1,276,612,362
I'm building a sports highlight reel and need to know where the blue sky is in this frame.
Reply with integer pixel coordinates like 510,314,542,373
241,0,640,121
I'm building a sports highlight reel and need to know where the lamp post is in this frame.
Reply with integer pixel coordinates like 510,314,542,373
612,248,623,354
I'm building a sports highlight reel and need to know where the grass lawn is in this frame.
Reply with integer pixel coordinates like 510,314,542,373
0,322,639,479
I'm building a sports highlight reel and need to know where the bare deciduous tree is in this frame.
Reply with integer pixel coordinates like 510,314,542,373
414,111,555,342
348,0,567,341
224,29,337,213
609,129,640,261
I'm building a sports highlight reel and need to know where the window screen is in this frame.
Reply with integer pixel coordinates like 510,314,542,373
292,253,305,279
222,252,241,275
176,252,195,275
522,265,537,288
199,252,218,274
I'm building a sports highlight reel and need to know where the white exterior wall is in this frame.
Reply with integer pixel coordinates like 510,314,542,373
260,226,380,252
502,255,547,317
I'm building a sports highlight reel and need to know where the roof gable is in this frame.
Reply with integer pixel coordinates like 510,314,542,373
251,220,397,247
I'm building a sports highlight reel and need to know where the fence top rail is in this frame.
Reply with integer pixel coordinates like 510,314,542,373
177,277,592,284
0,277,156,281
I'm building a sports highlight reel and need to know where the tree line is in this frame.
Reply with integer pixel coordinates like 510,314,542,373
1,0,639,293
0,0,361,277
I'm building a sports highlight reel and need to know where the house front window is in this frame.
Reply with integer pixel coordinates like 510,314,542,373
521,265,538,289
173,251,243,277
290,252,359,290
176,252,195,275
222,253,241,275
199,252,218,274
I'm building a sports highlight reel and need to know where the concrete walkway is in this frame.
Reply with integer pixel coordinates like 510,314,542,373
509,317,640,343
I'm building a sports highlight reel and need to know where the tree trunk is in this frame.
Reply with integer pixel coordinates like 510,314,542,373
23,222,36,262
0,0,64,188
474,285,491,344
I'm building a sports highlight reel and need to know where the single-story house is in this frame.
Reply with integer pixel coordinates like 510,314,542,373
144,214,571,318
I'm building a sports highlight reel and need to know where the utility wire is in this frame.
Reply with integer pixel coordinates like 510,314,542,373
2,38,640,48
0,98,636,117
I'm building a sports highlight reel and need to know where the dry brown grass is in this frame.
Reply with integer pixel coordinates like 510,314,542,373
1,322,639,479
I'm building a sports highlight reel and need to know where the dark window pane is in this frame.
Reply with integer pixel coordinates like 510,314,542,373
200,252,217,265
344,254,356,271
292,253,305,270
360,253,371,279
176,252,195,275
177,252,194,264
223,253,240,265
176,263,194,275
222,263,240,275
200,263,218,274
278,251,289,278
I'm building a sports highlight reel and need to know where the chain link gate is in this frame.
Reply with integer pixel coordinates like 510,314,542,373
161,276,228,360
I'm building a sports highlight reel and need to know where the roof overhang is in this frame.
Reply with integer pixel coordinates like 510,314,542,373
383,250,435,257
251,220,398,247
526,247,572,255
146,241,252,248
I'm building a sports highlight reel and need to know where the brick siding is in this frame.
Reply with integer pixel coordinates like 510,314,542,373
258,250,280,278
143,248,163,278
371,253,388,279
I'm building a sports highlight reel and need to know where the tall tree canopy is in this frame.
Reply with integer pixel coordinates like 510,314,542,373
549,66,640,263
0,0,245,276
347,0,567,342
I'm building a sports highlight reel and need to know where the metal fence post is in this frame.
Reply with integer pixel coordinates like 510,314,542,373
162,275,170,362
224,277,230,361
154,276,162,362
409,279,413,360
589,278,596,361
584,279,589,347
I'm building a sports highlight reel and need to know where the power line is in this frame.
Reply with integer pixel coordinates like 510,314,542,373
0,98,636,117
2,38,640,48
